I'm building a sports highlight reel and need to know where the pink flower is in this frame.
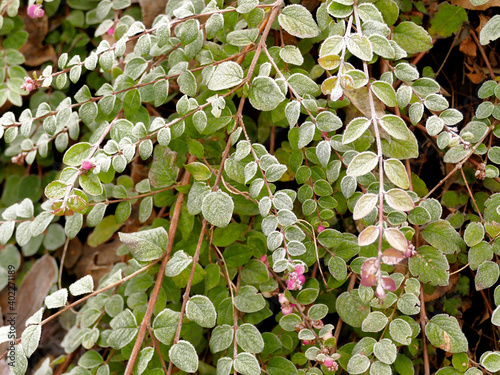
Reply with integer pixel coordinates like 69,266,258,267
324,358,334,367
317,225,325,233
294,264,305,275
286,269,306,291
27,4,44,18
107,27,115,36
279,293,295,315
20,77,35,92
282,305,295,315
302,340,312,345
81,160,93,171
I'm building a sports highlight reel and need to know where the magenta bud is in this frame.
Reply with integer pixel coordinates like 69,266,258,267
81,160,93,170
324,358,334,367
317,225,325,233
107,27,115,35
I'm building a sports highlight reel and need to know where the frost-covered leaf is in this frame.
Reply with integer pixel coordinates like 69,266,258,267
186,295,217,328
119,227,168,261
278,5,320,38
202,190,234,228
169,340,199,373
425,314,468,353
69,275,94,296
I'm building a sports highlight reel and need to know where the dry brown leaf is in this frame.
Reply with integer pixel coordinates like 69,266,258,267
450,0,500,10
19,7,57,66
460,36,477,57
139,0,169,28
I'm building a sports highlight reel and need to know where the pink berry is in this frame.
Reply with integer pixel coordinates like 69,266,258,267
324,358,334,367
81,160,93,170
27,4,44,18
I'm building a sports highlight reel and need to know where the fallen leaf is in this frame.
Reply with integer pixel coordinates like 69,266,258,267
460,36,477,57
139,0,169,27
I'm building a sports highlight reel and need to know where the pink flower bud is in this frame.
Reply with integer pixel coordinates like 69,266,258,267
330,362,339,371
107,27,115,36
278,293,288,304
81,160,93,170
281,305,294,315
297,274,305,285
294,264,305,275
27,4,44,18
317,225,325,233
302,340,312,345
287,279,296,290
21,77,36,93
321,131,329,138
324,358,334,367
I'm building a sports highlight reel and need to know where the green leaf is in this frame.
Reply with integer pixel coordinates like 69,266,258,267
21,324,41,358
186,295,217,328
425,314,468,353
343,117,371,144
45,288,68,309
279,45,304,65
422,220,466,254
153,308,180,345
379,115,409,140
384,159,410,189
169,340,198,373
347,354,371,375
69,275,94,296
148,146,179,188
134,347,154,375
227,29,259,46
336,290,370,328
63,142,93,166
475,261,499,290
118,227,168,261
207,62,244,91
235,286,266,313
249,76,286,111
347,151,378,177
234,353,260,375
374,339,397,364
79,173,103,196
371,81,397,107
185,162,212,181
481,352,500,372
429,2,468,38
390,318,412,345
408,246,450,286
464,222,484,247
362,311,388,332
202,190,234,228
393,21,432,54
236,323,265,353
479,15,500,45
385,188,415,212
278,5,320,38
210,325,234,353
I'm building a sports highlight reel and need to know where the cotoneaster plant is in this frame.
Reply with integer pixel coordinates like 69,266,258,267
0,0,500,375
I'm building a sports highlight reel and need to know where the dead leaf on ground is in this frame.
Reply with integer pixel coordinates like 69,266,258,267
460,36,477,57
139,0,169,28
19,7,57,66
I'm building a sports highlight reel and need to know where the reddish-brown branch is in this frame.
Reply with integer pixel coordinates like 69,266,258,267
124,155,196,375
